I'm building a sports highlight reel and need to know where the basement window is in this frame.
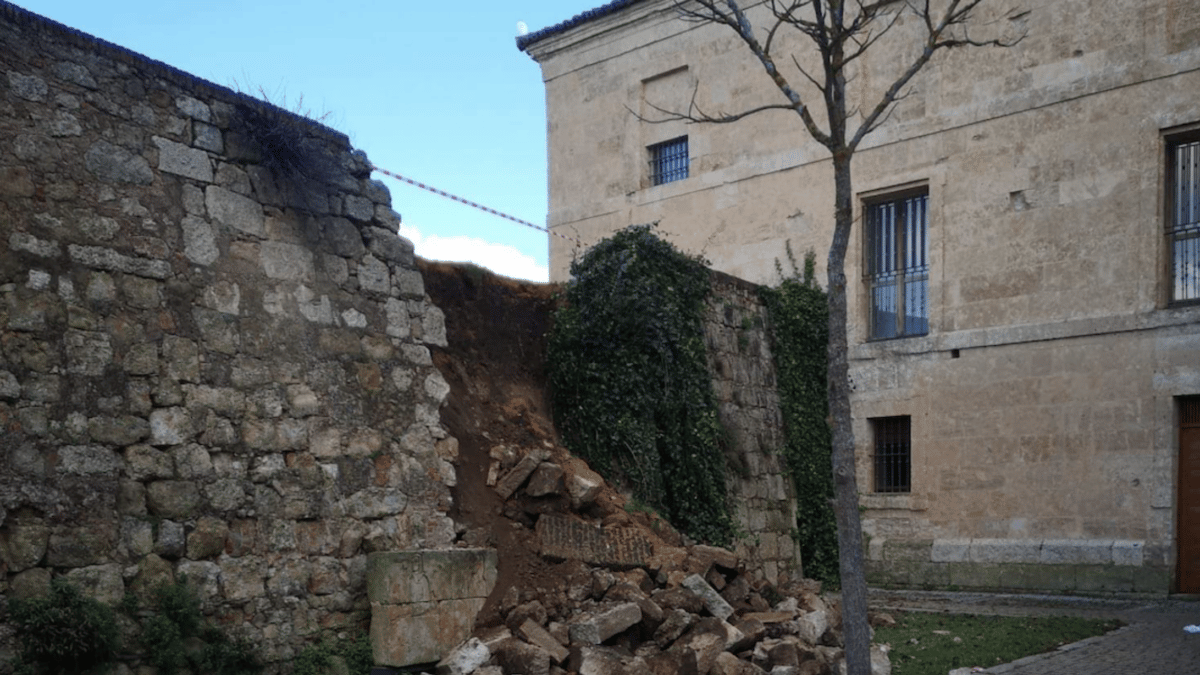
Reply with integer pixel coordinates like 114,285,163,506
872,416,911,493
649,136,689,186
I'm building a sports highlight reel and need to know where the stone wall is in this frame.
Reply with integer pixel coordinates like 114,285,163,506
704,271,801,587
0,2,458,665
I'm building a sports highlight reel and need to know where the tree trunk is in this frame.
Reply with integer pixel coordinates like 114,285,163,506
826,149,871,675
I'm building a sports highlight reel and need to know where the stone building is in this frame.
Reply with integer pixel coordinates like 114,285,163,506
520,0,1200,593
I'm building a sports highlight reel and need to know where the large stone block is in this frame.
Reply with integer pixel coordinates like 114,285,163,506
568,602,642,645
153,136,213,182
85,141,153,185
1039,539,1112,565
368,549,498,667
206,185,264,236
537,514,654,569
968,538,1041,564
930,539,970,563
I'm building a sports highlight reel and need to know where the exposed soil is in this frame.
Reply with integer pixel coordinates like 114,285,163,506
419,260,662,626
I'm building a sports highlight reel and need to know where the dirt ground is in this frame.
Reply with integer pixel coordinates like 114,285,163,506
418,260,677,628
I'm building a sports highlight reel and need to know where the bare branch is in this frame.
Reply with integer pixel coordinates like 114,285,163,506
679,0,834,147
628,96,801,127
791,53,826,92
841,1,905,65
850,0,1024,149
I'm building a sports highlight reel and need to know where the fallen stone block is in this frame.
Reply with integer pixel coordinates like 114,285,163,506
435,637,490,675
652,586,705,614
684,632,725,675
537,514,654,569
682,573,735,620
518,618,570,664
565,459,604,509
714,652,769,675
635,596,665,627
743,611,795,624
526,462,565,497
495,638,552,675
654,608,694,648
731,618,765,651
795,610,827,645
692,544,740,572
570,645,652,675
495,448,549,499
569,602,643,645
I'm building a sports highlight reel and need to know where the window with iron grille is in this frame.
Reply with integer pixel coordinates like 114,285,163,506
649,136,689,186
872,416,911,493
865,190,928,339
1169,134,1200,304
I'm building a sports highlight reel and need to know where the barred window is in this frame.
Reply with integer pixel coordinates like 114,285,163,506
872,416,911,493
865,191,928,339
649,136,688,186
1170,136,1200,303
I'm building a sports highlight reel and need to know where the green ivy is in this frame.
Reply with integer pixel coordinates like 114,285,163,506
140,577,262,675
8,578,120,675
760,245,840,586
548,225,734,546
293,635,373,675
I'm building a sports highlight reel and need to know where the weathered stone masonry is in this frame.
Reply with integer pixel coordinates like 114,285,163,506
703,271,801,586
0,1,458,664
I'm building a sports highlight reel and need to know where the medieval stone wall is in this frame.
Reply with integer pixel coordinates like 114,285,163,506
0,2,457,664
703,271,801,587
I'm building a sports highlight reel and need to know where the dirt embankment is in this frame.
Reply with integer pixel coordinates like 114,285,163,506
419,261,655,623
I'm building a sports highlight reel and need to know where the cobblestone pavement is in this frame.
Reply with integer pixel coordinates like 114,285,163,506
867,590,1200,675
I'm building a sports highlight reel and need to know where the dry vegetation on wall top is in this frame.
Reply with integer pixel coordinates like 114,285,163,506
419,260,893,675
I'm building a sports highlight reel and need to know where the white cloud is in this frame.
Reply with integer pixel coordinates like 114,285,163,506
399,224,549,282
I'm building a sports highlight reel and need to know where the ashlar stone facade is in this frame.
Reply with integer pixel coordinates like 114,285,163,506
0,1,458,664
522,0,1200,593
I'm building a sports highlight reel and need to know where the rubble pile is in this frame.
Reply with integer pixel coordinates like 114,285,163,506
438,445,892,675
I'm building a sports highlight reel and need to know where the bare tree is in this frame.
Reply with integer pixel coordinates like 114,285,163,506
644,2,1023,673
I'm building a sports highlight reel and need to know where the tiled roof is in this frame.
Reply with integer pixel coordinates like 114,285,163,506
516,0,646,51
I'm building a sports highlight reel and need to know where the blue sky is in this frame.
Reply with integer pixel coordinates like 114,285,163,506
16,0,605,281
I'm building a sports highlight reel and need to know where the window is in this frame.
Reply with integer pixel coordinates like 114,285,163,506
865,190,928,339
649,136,688,186
872,416,911,493
1169,135,1200,303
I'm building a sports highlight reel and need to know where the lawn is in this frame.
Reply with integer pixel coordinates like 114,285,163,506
872,611,1123,675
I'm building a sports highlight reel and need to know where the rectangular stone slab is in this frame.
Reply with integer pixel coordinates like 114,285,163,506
368,549,499,667
536,514,653,569
367,548,498,604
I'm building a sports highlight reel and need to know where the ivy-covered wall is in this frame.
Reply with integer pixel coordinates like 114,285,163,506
548,227,823,587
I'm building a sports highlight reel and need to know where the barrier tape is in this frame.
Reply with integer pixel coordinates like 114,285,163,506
369,163,581,246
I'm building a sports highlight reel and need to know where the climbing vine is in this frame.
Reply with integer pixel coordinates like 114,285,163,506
548,225,734,546
760,245,840,586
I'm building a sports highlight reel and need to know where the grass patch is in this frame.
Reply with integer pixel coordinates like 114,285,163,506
874,611,1122,675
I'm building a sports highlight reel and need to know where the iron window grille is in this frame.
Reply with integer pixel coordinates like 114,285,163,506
649,136,689,186
1169,136,1200,304
872,416,911,493
865,191,929,339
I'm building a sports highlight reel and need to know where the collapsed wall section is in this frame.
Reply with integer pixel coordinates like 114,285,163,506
0,1,457,663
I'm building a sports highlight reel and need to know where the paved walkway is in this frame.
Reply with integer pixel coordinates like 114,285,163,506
868,590,1200,675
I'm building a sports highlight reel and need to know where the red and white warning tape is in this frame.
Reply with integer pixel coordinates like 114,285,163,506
369,163,581,246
